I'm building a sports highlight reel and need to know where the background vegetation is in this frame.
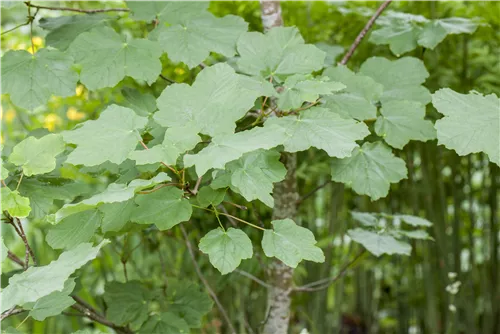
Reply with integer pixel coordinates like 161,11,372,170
1,1,499,333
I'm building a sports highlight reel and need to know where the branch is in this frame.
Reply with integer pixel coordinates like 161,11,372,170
14,217,37,267
296,180,332,206
7,250,25,267
1,307,26,320
25,2,130,14
192,176,203,194
235,269,273,289
294,250,366,292
71,297,132,334
339,0,392,65
180,225,237,334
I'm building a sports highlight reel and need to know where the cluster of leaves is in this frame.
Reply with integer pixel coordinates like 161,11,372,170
1,1,499,332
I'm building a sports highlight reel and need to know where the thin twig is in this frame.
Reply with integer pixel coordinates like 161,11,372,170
7,250,25,267
294,250,366,292
137,183,181,194
15,217,37,267
15,172,24,191
159,74,175,84
218,205,238,227
192,176,203,194
235,269,273,289
25,2,130,14
71,302,132,334
339,0,392,65
296,180,332,206
223,201,247,210
1,21,30,35
139,140,178,174
180,225,237,334
1,308,26,320
218,211,266,231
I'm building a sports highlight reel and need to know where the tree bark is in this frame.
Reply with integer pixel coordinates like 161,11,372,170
258,2,297,333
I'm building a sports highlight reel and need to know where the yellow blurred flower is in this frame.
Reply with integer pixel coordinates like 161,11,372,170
32,36,43,47
75,85,85,97
66,107,86,121
4,109,16,124
43,113,62,131
174,68,185,75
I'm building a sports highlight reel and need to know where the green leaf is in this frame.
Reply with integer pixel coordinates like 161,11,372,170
1,49,78,110
39,14,112,51
277,75,345,110
351,211,379,227
104,281,150,326
432,89,500,166
197,187,226,208
9,134,65,176
322,65,383,120
132,187,192,230
68,27,163,90
184,125,285,177
315,42,344,67
237,27,325,81
138,312,189,334
265,107,370,157
359,57,431,105
369,23,420,55
166,279,213,327
56,173,170,221
375,100,436,149
348,228,412,256
127,2,208,23
331,142,407,200
24,278,76,321
0,237,7,264
129,126,200,165
1,164,9,180
46,209,101,249
1,241,108,312
395,214,433,227
120,88,157,117
155,13,247,68
211,149,286,207
1,188,31,218
262,219,324,268
417,21,448,49
99,199,136,233
154,63,269,137
63,105,148,166
199,228,253,274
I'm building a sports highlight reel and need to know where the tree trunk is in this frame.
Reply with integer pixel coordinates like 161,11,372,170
258,3,297,333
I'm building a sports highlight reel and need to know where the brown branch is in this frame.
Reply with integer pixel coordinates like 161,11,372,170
193,176,203,194
180,224,237,334
339,0,392,65
25,2,130,14
223,201,247,210
71,298,132,334
15,217,37,267
294,250,366,292
296,180,332,206
1,307,26,320
7,250,25,267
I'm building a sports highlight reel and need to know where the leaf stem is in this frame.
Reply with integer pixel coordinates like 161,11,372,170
218,212,266,231
15,172,24,191
1,21,30,36
213,207,225,230
139,140,178,174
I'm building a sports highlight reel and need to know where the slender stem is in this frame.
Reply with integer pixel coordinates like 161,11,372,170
213,207,225,230
296,180,332,206
137,183,181,194
339,0,392,65
71,302,132,334
15,217,37,267
1,308,26,321
1,21,30,35
217,212,266,231
193,176,203,194
1,180,7,187
159,74,175,84
235,269,273,289
218,205,238,227
223,201,247,210
28,4,35,54
15,172,24,191
25,2,130,13
294,250,366,292
139,140,178,174
180,225,237,334
7,250,25,267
